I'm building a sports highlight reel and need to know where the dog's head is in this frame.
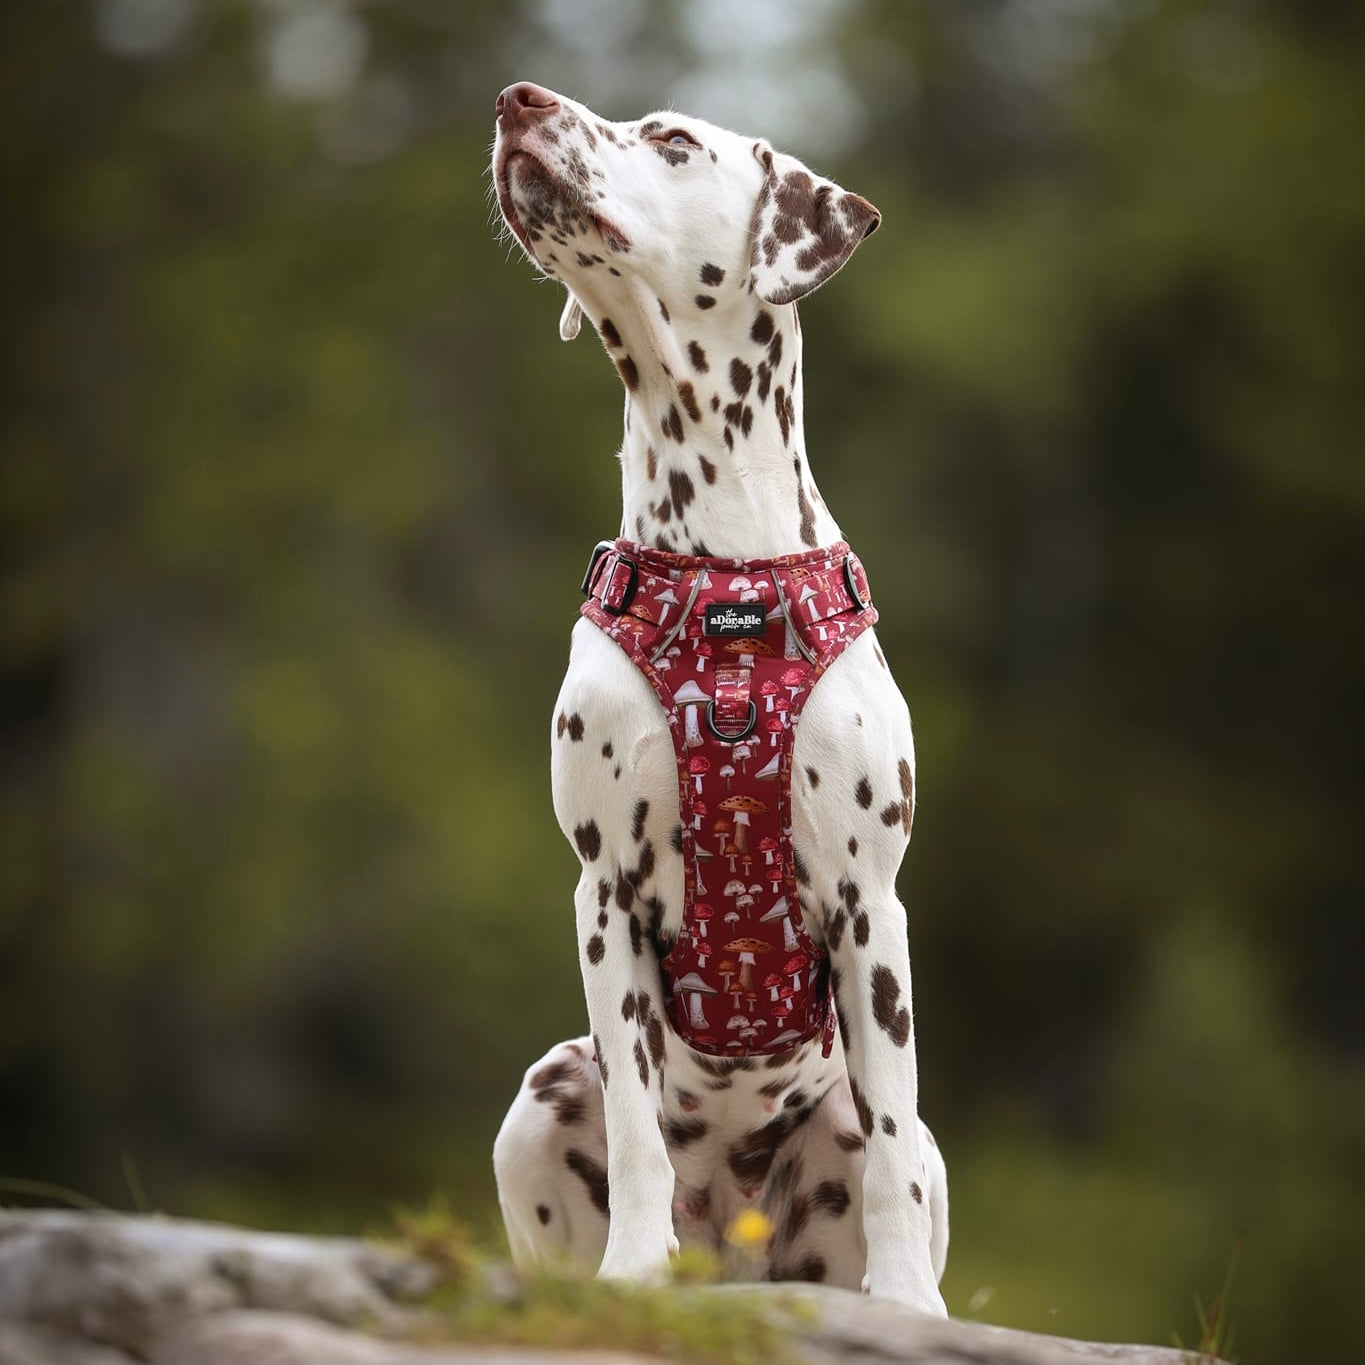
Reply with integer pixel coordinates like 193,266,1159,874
492,83,880,340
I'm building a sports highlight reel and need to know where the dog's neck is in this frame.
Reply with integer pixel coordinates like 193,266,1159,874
599,279,844,560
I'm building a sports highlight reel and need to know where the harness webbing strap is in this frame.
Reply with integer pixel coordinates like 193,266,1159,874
581,538,877,1058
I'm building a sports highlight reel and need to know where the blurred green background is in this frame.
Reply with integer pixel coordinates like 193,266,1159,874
3,0,1362,1358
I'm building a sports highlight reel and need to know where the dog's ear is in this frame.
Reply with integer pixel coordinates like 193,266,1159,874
559,289,583,341
748,142,880,306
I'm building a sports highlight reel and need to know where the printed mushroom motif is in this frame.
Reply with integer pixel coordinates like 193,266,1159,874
654,586,679,626
719,762,735,790
759,680,780,713
755,752,780,781
732,740,753,774
723,840,741,872
694,641,712,673
759,836,779,866
691,797,708,831
726,1014,748,1041
761,896,798,952
718,794,767,853
694,843,713,894
673,679,709,748
728,574,753,594
674,971,717,1030
763,972,784,1002
712,818,732,856
781,667,805,702
689,755,711,793
744,991,758,1016
797,582,820,621
718,959,737,995
766,866,784,896
723,877,746,902
692,903,714,939
723,936,771,990
783,951,809,991
736,886,756,912
765,716,785,749
615,617,651,647
723,637,775,670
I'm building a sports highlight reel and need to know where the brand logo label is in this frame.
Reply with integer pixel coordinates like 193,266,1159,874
703,604,767,637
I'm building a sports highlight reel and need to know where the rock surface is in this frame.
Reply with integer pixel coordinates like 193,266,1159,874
0,1211,1208,1364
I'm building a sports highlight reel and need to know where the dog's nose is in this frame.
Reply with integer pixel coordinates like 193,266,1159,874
496,82,560,127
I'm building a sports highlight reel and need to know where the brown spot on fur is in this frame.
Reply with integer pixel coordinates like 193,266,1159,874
564,1149,609,1216
599,318,622,349
698,456,717,485
854,777,873,809
871,964,911,1047
730,358,753,397
617,355,639,390
677,380,702,423
695,294,716,310
687,341,709,372
849,1077,874,1137
586,934,605,965
826,907,846,952
631,800,649,842
645,446,658,480
573,821,601,861
536,1204,552,1225
633,1039,649,1087
910,1181,924,1205
881,1114,897,1137
665,1115,710,1148
663,404,684,442
751,311,774,344
669,468,696,512
700,262,726,286
657,297,670,323
810,1179,852,1217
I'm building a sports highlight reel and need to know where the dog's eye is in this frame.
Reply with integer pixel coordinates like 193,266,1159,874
660,130,700,148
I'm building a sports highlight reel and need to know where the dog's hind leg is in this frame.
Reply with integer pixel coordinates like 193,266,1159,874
492,1037,610,1272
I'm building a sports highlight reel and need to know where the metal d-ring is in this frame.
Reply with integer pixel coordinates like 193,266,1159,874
704,699,758,744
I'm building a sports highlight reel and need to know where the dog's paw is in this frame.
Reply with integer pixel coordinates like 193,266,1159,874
598,1230,680,1285
862,1270,949,1317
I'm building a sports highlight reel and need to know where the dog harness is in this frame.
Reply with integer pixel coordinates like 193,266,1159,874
582,538,878,1057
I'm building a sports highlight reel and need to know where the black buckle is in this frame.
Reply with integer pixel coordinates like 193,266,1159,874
581,542,638,616
705,699,758,743
601,554,638,616
581,540,615,598
843,554,869,611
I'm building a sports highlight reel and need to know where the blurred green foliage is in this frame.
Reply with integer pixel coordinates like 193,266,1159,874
2,2,1362,1360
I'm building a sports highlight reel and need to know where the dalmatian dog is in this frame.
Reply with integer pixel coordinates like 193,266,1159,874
489,82,948,1315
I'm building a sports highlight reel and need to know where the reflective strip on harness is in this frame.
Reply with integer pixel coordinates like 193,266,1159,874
581,539,878,1058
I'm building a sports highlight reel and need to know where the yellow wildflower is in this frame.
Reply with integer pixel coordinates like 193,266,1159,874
724,1207,773,1250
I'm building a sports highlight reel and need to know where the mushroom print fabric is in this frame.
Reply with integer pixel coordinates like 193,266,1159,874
582,539,877,1057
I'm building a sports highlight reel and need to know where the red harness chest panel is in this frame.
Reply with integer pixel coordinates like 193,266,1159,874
582,538,877,1058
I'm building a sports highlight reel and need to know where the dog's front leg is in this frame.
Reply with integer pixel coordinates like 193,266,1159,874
828,880,947,1316
795,655,948,1316
554,626,681,1283
572,867,679,1282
